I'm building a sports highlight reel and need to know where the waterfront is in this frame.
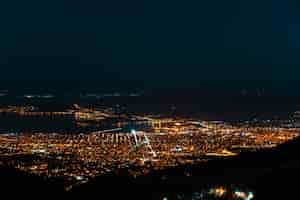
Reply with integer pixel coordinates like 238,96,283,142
0,104,298,191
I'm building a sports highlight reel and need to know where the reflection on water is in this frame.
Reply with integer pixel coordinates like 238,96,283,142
161,184,255,200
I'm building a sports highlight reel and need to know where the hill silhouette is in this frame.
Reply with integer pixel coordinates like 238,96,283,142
70,137,300,199
1,137,300,199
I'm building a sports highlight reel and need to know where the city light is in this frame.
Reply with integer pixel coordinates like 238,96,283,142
0,104,298,192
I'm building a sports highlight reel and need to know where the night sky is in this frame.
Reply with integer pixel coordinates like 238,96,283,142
1,0,300,93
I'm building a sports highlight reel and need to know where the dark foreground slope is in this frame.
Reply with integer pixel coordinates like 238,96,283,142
71,137,300,199
0,167,64,197
1,137,300,199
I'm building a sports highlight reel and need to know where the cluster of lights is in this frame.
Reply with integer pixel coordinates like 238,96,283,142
234,191,254,200
209,186,226,197
208,186,254,200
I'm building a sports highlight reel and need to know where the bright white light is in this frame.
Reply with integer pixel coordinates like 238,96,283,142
131,129,138,145
76,176,84,181
246,192,254,200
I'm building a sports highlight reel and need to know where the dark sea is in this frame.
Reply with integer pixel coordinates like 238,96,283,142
0,93,299,133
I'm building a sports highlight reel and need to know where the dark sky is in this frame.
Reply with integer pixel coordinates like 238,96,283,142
0,0,300,92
